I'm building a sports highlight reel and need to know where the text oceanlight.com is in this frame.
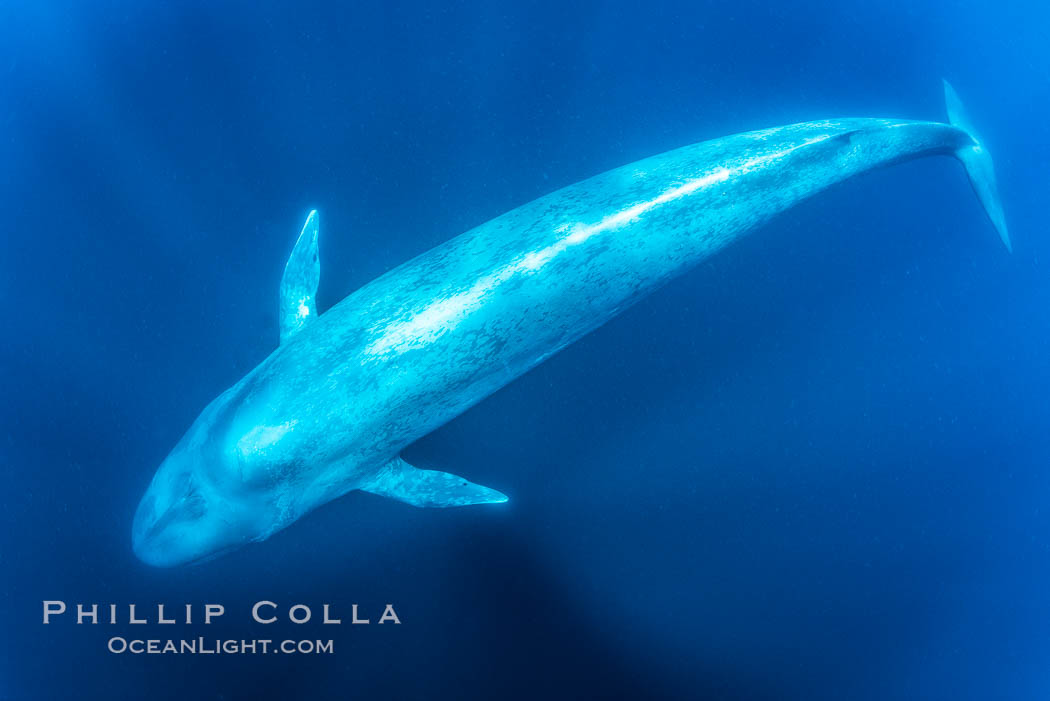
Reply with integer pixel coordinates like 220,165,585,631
107,637,335,655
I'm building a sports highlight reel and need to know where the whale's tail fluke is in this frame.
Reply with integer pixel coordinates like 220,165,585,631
943,80,1011,252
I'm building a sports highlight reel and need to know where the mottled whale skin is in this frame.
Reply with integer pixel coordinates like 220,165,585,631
132,83,1009,566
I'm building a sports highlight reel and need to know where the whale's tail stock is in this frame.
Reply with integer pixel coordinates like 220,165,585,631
943,80,1011,252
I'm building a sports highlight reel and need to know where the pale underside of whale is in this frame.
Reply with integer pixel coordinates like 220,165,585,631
131,81,1009,567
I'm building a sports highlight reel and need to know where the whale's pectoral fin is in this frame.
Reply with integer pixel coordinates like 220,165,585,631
279,209,320,344
359,457,509,508
943,80,1011,253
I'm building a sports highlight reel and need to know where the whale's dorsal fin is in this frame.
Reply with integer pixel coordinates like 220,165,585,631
279,210,320,344
360,457,508,508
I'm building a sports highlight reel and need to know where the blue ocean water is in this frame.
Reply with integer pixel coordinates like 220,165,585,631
2,0,1049,698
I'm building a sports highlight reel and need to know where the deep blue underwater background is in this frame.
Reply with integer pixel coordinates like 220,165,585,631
3,1,1050,699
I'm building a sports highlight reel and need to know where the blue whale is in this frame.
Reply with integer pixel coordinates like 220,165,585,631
133,82,1009,566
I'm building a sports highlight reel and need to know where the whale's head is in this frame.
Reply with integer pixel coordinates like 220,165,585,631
132,388,274,567
132,455,232,567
